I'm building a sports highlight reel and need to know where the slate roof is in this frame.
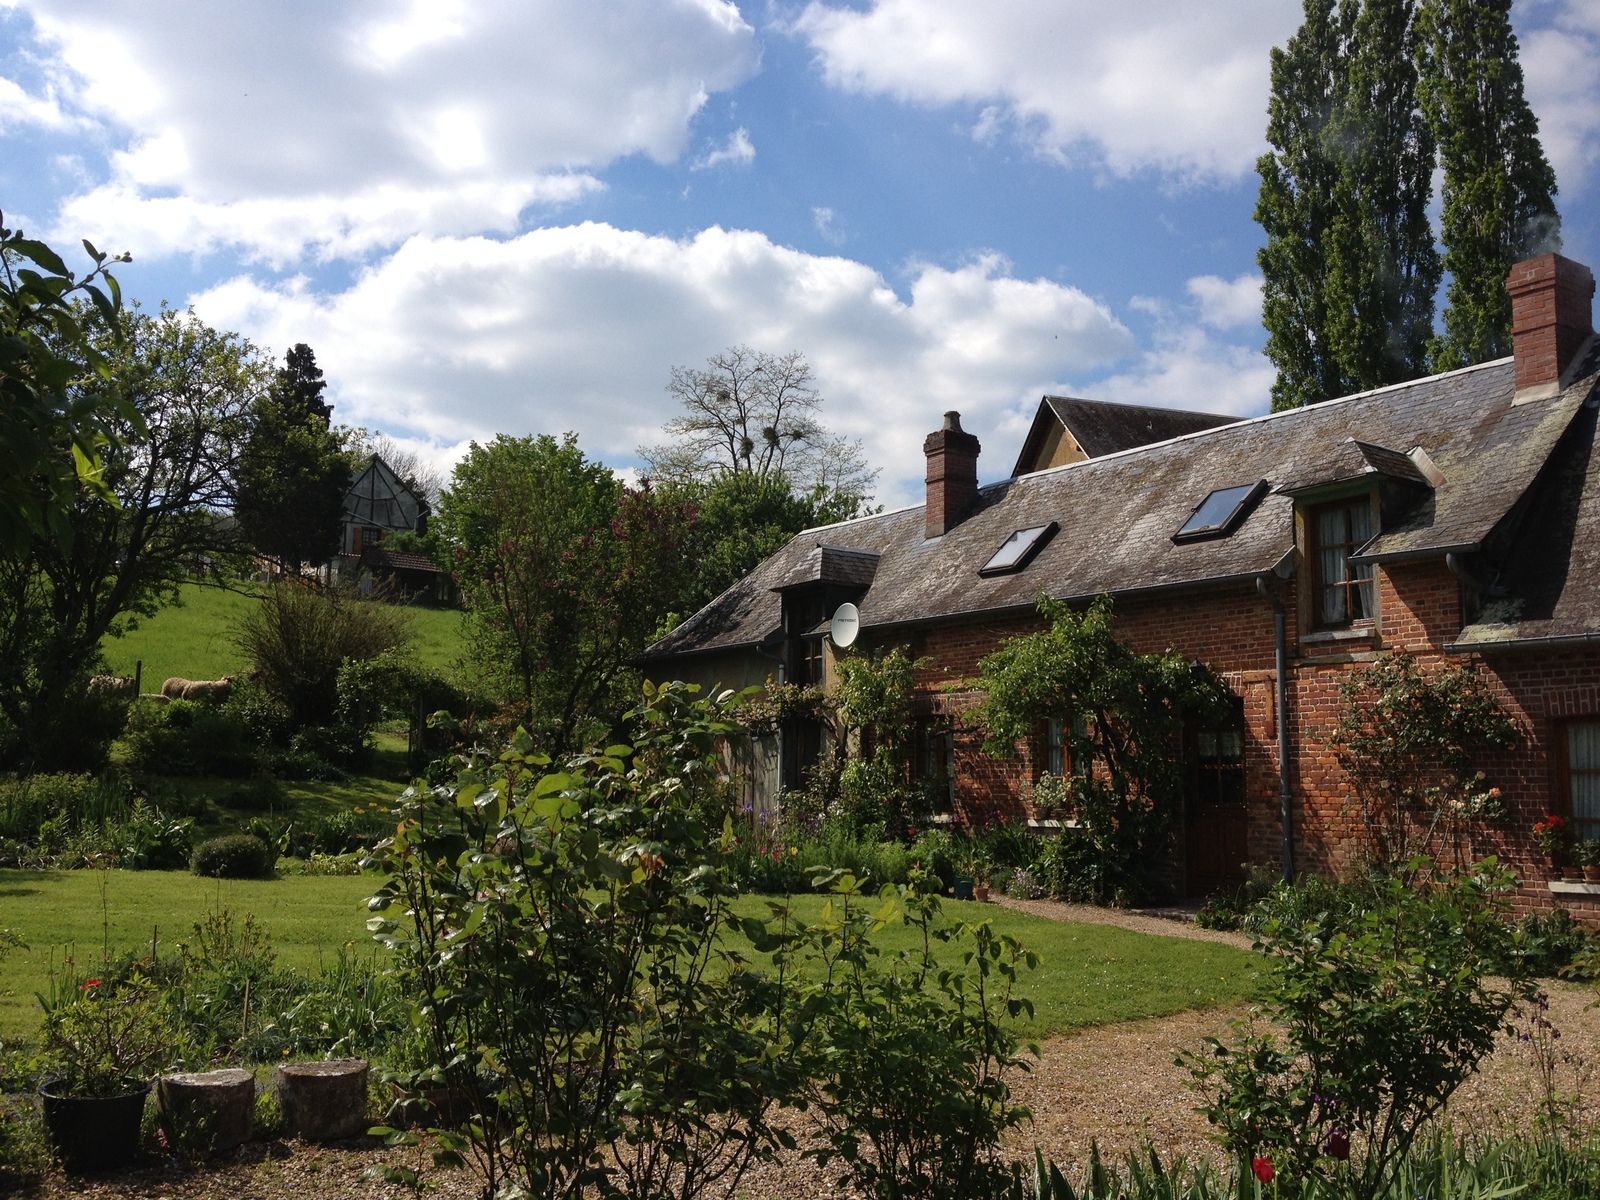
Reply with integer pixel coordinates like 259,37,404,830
644,354,1600,661
1013,396,1240,476
1450,389,1600,650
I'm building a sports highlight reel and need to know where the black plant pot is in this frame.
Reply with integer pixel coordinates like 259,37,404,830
39,1078,150,1173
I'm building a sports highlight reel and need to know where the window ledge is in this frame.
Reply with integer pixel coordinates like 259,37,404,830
1302,627,1377,644
1549,880,1600,897
1026,818,1082,832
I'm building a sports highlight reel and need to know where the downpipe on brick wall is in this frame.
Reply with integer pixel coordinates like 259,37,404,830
1257,575,1294,881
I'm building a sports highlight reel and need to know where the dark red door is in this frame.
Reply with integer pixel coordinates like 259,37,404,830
1185,720,1247,896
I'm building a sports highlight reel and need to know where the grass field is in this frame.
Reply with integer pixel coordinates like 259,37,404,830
100,583,468,687
0,870,1258,1042
0,869,377,1037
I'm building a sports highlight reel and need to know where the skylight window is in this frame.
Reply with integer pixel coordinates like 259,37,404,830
1173,480,1267,543
979,522,1058,576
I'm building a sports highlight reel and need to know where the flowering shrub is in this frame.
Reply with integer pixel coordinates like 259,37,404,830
1333,652,1517,873
1183,859,1522,1196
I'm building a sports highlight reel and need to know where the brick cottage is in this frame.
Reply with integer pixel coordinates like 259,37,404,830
641,254,1600,913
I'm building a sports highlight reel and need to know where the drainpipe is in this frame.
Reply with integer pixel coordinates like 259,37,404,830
1257,576,1294,881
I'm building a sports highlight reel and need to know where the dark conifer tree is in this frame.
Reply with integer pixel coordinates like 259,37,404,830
234,344,351,573
1418,0,1560,370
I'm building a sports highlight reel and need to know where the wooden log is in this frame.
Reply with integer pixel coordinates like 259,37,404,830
274,1059,370,1142
156,1068,255,1152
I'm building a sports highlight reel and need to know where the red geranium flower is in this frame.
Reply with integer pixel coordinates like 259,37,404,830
81,979,102,990
1252,1156,1274,1183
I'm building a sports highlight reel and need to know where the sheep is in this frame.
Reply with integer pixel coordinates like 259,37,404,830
87,674,137,695
160,676,234,703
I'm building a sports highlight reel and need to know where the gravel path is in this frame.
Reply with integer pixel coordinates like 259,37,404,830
986,895,1256,951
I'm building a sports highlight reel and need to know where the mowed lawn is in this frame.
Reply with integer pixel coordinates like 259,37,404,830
726,894,1257,1039
0,869,377,1038
100,583,468,687
0,871,1259,1044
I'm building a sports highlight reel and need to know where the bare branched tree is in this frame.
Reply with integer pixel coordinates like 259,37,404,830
640,346,877,501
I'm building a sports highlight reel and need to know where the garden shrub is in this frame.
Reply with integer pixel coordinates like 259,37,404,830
793,868,1038,1200
191,833,275,879
1195,864,1281,930
124,697,257,777
236,579,413,729
1510,907,1593,978
1183,859,1522,1196
0,771,190,869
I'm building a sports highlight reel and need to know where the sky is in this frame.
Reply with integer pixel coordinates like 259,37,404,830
2,0,1597,508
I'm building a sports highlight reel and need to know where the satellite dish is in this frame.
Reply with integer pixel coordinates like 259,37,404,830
829,602,860,649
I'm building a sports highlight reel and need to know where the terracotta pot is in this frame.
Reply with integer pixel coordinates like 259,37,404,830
1564,866,1585,881
973,884,991,902
1583,866,1600,883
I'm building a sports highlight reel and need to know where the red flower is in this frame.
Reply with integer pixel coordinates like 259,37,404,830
1323,1129,1350,1160
1252,1157,1274,1183
81,979,102,990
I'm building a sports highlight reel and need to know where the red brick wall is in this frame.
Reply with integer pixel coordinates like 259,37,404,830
846,561,1593,913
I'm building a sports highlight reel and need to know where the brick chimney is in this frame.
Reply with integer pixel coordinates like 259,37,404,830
924,411,980,538
1508,253,1595,402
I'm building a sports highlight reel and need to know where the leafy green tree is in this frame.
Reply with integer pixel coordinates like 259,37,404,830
1418,0,1560,370
973,595,1231,901
233,343,350,573
1259,0,1438,410
1323,0,1440,393
435,433,694,749
0,212,133,554
0,307,264,769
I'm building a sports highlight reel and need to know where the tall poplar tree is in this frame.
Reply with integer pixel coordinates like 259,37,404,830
1417,0,1559,370
1257,0,1353,412
1258,0,1438,410
1323,0,1440,392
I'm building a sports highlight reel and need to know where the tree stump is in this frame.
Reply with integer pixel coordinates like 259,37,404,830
274,1059,370,1142
156,1068,255,1152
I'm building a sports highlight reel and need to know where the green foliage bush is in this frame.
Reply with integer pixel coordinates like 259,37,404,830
191,834,275,879
0,770,192,869
1183,860,1522,1195
236,580,413,729
369,681,1039,1200
124,697,257,777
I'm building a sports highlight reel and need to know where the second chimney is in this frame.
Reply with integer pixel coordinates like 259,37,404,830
924,411,980,539
1509,253,1595,402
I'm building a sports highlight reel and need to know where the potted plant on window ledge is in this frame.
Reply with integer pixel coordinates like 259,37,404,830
1533,815,1570,877
38,973,174,1173
1575,838,1600,883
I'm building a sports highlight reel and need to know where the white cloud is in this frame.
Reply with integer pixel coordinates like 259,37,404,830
693,127,755,170
13,0,758,261
791,0,1299,179
189,225,1135,506
0,74,77,131
1187,273,1263,331
812,205,844,244
1520,0,1600,197
1085,325,1273,418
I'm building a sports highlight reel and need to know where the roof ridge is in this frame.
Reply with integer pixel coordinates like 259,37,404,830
1009,355,1514,487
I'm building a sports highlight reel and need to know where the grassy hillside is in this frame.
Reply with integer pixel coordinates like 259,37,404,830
100,584,467,687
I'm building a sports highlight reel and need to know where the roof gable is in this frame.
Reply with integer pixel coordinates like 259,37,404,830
1011,396,1241,476
344,456,425,531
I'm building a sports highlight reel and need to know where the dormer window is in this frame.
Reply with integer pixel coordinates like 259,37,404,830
1311,497,1376,627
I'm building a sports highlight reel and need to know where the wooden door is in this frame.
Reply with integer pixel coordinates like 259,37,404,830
1185,719,1247,896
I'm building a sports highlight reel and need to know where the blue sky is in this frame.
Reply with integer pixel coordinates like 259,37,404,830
2,0,1596,506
